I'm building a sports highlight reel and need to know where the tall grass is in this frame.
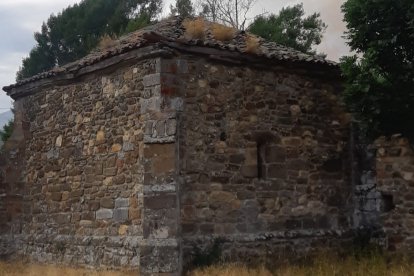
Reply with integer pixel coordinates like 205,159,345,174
190,252,414,276
1,252,413,276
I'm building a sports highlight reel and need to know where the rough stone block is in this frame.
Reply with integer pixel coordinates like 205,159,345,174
53,213,71,225
50,192,62,201
127,208,141,221
111,144,122,153
79,220,93,227
115,198,129,208
267,164,287,178
229,154,245,164
144,144,175,158
113,175,126,185
100,198,114,209
241,165,258,178
104,168,117,176
122,142,135,152
118,225,128,235
70,189,84,198
88,201,100,211
265,146,286,163
152,156,175,174
96,130,105,144
145,194,176,210
282,137,303,147
55,135,63,147
140,244,180,274
143,73,161,87
96,208,113,220
114,208,129,222
156,60,174,73
155,120,165,137
140,98,163,113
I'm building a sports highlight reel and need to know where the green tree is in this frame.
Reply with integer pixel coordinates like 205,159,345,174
248,4,327,54
17,0,162,81
170,0,194,18
341,0,414,140
0,121,14,144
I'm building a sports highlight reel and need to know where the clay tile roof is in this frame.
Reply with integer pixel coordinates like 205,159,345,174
3,16,337,93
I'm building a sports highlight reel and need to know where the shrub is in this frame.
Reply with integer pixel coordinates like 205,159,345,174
245,35,260,54
98,34,117,50
183,18,206,40
211,23,236,41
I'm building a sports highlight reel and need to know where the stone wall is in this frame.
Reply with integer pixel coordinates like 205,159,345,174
174,56,354,265
0,101,29,258
374,135,414,252
2,60,158,270
6,50,407,273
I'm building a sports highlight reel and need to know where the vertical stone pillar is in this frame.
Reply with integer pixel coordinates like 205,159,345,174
139,57,185,275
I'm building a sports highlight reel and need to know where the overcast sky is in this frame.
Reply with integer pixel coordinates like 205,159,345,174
0,0,350,110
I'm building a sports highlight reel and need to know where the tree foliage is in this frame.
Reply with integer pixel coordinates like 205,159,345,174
170,0,195,18
248,4,326,54
0,121,14,144
17,0,162,81
341,0,414,140
198,0,256,30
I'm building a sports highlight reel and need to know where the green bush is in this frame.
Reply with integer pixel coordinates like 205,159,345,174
0,121,14,143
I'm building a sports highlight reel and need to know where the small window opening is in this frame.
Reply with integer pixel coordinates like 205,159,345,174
257,141,264,179
253,132,274,180
220,132,226,141
381,194,395,213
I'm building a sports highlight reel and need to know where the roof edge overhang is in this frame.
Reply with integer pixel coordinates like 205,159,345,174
163,40,342,80
4,45,174,100
3,33,342,100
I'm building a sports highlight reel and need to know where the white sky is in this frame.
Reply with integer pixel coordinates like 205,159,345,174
0,0,350,110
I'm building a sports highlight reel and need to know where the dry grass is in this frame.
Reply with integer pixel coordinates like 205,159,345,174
211,23,236,42
0,262,138,276
245,34,261,54
191,264,271,276
3,253,414,276
98,34,117,50
183,18,206,40
190,253,414,276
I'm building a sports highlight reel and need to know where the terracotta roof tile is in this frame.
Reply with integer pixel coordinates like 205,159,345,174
3,16,337,92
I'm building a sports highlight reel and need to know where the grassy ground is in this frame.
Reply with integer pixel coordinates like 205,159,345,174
0,262,137,276
189,253,414,276
1,253,413,276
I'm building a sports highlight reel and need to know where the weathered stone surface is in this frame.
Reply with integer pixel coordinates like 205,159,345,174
118,225,128,235
145,195,176,210
96,209,114,220
114,208,129,222
176,57,353,270
369,137,414,251
0,61,156,269
0,44,363,275
115,198,129,208
100,198,114,209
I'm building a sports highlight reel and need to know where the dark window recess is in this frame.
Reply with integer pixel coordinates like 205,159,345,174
257,142,264,179
381,194,395,213
220,132,226,141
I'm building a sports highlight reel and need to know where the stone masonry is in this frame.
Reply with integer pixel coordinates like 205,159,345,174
1,17,412,274
373,135,414,252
